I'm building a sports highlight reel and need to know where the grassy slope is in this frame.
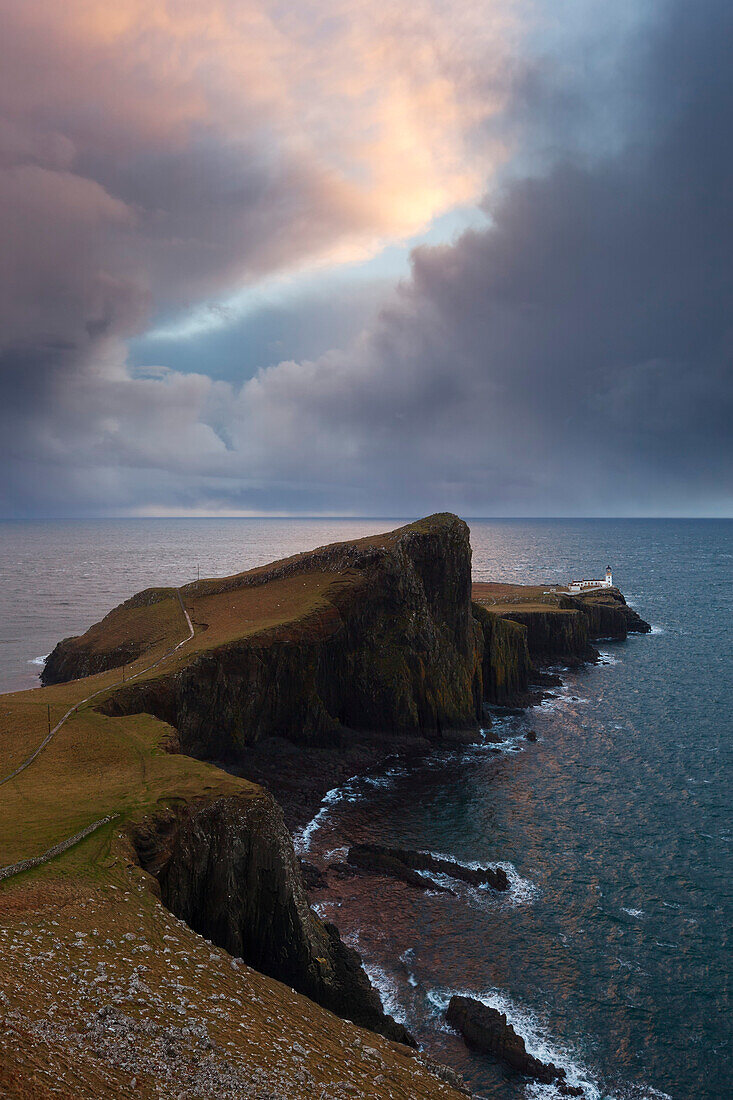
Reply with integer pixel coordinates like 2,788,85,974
0,524,464,1099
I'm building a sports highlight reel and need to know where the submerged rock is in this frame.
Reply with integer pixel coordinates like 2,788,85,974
347,844,509,892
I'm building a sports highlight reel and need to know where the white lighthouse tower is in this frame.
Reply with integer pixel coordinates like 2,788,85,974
605,565,613,588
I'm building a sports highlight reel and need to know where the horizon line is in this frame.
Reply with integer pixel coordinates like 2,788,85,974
0,514,731,522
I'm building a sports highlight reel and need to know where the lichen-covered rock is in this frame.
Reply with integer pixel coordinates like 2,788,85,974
133,792,414,1046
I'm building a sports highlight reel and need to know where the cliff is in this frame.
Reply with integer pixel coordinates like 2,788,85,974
133,790,413,1045
471,603,533,705
56,515,485,760
472,582,650,680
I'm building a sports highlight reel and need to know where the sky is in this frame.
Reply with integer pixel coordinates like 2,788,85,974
0,0,730,518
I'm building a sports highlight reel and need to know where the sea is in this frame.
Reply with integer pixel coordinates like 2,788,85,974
0,517,730,1100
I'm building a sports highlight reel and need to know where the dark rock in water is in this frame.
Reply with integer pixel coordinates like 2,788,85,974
348,843,509,892
525,730,537,742
531,670,563,688
346,845,455,894
446,995,565,1085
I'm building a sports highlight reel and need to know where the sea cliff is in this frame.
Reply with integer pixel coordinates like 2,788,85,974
6,514,650,1098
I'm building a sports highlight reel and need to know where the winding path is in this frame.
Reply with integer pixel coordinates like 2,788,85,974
0,589,194,789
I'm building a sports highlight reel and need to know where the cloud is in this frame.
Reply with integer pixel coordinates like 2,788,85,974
0,0,519,514
0,0,731,516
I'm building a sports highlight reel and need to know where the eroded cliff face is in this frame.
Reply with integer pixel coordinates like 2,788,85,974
496,607,597,668
569,588,651,637
133,791,414,1047
101,515,485,760
472,604,533,705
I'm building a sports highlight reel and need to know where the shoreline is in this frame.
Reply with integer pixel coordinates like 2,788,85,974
288,645,647,1100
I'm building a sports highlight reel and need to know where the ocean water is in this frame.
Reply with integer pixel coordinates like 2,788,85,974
1,518,730,1099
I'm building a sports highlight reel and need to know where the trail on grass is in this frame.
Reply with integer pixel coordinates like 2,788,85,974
0,590,194,789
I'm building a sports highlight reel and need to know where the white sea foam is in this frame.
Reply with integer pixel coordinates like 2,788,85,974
293,785,349,854
293,763,410,854
28,654,48,667
621,907,644,919
347,935,408,1024
597,650,620,665
417,849,540,907
649,625,665,635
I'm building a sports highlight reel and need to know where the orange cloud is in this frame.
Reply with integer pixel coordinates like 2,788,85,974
2,0,516,274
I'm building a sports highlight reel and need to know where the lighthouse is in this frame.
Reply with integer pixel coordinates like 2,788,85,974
605,565,613,587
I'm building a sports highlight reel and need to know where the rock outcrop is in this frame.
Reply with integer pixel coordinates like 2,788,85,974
446,996,581,1094
495,607,598,668
133,791,415,1046
570,588,651,637
473,584,650,681
344,844,509,893
43,588,181,685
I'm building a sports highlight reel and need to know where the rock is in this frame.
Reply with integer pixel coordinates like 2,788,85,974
525,730,537,742
299,859,328,892
347,844,509,892
472,604,533,706
345,846,454,895
446,995,565,1085
133,795,416,1047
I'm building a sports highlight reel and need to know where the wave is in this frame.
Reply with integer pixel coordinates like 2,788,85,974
293,785,351,854
621,907,644,919
416,849,540,908
28,654,48,667
293,764,408,854
344,930,410,1024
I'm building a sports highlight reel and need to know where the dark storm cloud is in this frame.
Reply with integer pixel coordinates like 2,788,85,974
0,0,514,515
218,0,732,516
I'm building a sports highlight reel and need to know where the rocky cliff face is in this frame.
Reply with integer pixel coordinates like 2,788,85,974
102,515,485,760
496,607,598,668
472,604,533,705
569,587,651,638
133,791,414,1046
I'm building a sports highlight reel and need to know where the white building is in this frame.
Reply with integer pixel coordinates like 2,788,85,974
567,566,613,594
